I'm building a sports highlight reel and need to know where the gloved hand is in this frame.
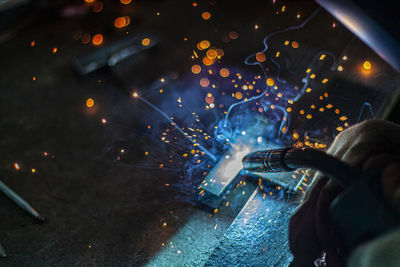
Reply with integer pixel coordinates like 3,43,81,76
288,120,400,267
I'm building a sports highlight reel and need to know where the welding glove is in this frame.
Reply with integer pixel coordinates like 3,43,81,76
288,119,400,267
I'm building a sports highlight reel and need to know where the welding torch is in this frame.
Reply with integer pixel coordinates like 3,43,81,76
242,148,400,251
242,147,357,187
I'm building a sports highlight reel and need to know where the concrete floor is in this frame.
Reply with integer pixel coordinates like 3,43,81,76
1,0,398,266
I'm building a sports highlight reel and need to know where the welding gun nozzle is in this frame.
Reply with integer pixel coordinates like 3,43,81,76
242,147,357,187
242,148,294,173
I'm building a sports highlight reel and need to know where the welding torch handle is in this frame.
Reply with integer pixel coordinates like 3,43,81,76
242,148,358,187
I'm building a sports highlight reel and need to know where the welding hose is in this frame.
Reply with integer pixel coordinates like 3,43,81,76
242,148,359,187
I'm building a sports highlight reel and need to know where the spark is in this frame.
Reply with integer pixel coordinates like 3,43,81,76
92,2,103,13
200,78,210,87
14,163,20,170
202,12,211,20
191,64,201,74
141,38,150,46
206,49,217,59
92,34,103,46
256,52,266,62
266,78,274,86
199,40,210,50
114,17,130,28
229,31,239,40
86,98,95,108
133,94,217,161
219,68,230,77
363,60,372,71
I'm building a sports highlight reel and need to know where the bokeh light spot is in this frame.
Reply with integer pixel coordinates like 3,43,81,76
229,31,239,40
120,0,132,4
114,17,127,28
203,56,214,66
219,68,230,77
142,38,150,46
256,52,266,62
86,98,95,108
199,40,211,50
206,49,217,59
363,60,372,71
200,78,210,87
266,78,274,86
202,12,211,20
191,64,202,74
92,34,103,46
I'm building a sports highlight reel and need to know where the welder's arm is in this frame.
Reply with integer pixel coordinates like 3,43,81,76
289,120,400,267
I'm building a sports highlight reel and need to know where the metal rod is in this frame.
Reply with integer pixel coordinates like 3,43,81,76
0,180,45,223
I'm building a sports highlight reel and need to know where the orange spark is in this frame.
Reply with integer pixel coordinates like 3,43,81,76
202,11,211,20
92,34,103,46
86,98,95,108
